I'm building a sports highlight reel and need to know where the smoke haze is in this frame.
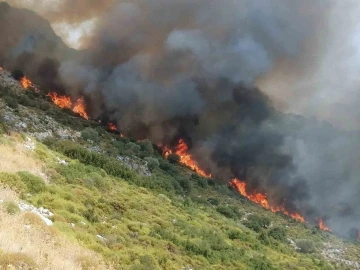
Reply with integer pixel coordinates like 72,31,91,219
1,0,360,236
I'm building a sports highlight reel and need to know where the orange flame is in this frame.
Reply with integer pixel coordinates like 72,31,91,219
47,92,72,109
47,92,89,120
108,122,117,131
231,179,306,222
317,218,331,231
163,139,211,178
73,97,89,120
18,76,39,92
20,76,32,89
0,67,3,71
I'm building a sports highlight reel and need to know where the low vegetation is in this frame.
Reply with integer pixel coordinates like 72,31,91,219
0,76,359,269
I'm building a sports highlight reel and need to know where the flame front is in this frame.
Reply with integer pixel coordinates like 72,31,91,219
72,97,89,120
317,218,331,231
47,92,89,120
231,179,306,222
163,139,211,178
12,70,333,231
47,92,72,109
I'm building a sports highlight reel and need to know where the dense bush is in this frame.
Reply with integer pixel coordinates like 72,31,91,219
296,239,315,254
44,139,135,181
258,231,271,245
227,230,250,242
243,215,271,232
268,227,287,242
177,177,192,193
144,157,159,172
191,174,208,188
216,206,241,220
17,171,46,194
139,139,154,154
3,95,18,109
167,153,180,164
249,256,275,270
0,172,27,194
81,128,99,142
125,142,141,156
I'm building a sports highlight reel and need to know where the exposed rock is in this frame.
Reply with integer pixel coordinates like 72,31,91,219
57,157,68,166
322,242,360,269
18,202,54,226
97,235,107,243
117,155,151,176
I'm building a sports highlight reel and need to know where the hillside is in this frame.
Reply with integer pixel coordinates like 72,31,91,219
0,70,359,269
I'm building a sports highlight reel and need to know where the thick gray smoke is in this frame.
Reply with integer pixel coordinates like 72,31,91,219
1,1,360,236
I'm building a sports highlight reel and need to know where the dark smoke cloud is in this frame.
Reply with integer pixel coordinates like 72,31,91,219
2,1,360,237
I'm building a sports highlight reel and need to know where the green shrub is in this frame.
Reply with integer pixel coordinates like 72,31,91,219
81,128,99,142
296,239,315,254
216,206,241,220
207,198,219,206
177,177,192,192
3,96,18,109
44,140,135,181
158,160,179,175
248,256,275,270
139,139,154,154
144,157,159,172
268,227,287,242
244,215,271,232
18,94,36,107
17,171,46,194
228,230,250,242
258,231,271,245
0,172,27,194
167,153,180,164
124,142,141,156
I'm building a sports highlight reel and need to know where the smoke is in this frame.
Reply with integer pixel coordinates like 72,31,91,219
2,1,360,236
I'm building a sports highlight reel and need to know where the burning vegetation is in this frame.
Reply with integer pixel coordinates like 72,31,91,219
231,179,306,223
20,76,38,91
46,92,88,120
317,218,331,232
0,65,338,233
162,139,211,178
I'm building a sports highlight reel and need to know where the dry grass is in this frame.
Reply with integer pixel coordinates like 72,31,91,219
0,185,18,202
0,185,109,270
0,139,46,181
0,208,108,270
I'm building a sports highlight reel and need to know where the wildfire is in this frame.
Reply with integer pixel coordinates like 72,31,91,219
73,97,89,120
108,122,117,131
163,139,211,178
47,92,89,120
231,179,306,222
317,218,331,232
47,92,72,109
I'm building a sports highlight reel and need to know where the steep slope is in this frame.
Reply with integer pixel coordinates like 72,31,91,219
0,68,359,269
